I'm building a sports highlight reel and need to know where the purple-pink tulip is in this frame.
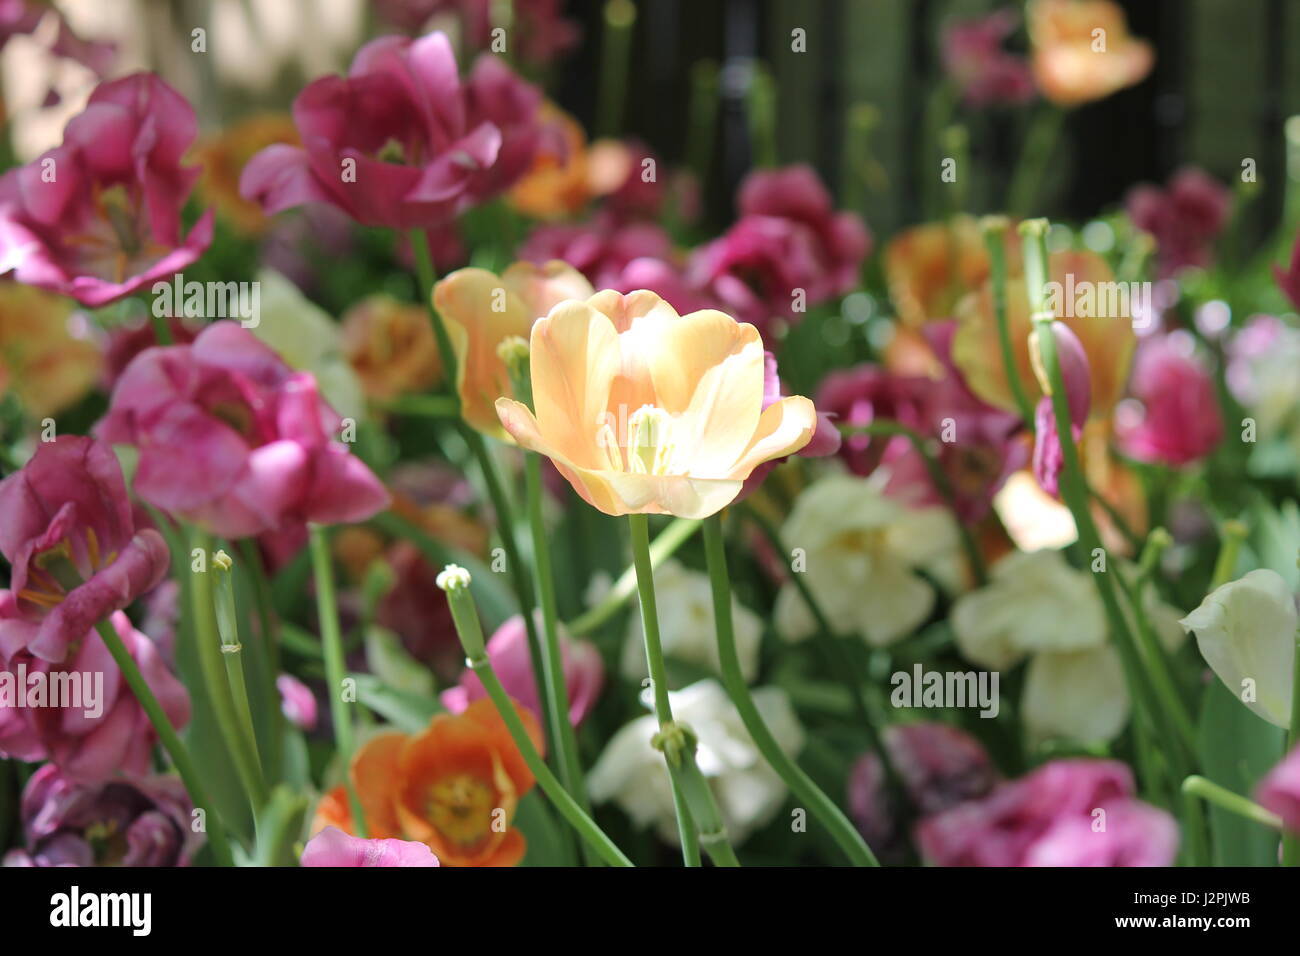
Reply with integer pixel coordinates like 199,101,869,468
0,436,170,664
1273,230,1300,312
917,758,1179,866
1126,167,1231,278
0,73,214,307
688,164,869,337
520,211,675,290
240,32,544,229
1255,744,1300,833
1115,335,1223,467
301,825,440,867
277,673,319,732
97,321,390,539
941,10,1036,108
441,614,604,729
2,763,197,867
0,612,190,783
848,722,998,862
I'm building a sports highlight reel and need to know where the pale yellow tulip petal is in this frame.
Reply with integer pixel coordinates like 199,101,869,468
530,301,622,468
601,472,744,519
726,395,817,480
434,268,534,438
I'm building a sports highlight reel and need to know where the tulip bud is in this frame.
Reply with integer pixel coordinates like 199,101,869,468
1029,320,1092,429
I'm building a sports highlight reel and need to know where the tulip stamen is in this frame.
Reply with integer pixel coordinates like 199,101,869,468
626,405,679,476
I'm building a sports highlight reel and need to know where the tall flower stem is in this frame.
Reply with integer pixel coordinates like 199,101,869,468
980,215,1034,424
189,529,267,823
91,615,234,866
567,517,699,635
211,550,268,813
703,515,879,867
439,567,634,867
596,0,636,137
628,513,741,867
1285,622,1300,866
307,523,367,838
1021,220,1191,776
1007,106,1064,216
524,451,597,865
407,226,553,741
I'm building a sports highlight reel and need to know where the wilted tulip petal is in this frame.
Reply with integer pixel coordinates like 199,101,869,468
1179,569,1297,728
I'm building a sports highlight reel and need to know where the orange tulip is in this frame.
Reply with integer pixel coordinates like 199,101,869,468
0,282,99,417
194,114,299,234
341,294,443,401
951,250,1135,419
495,290,817,518
883,216,1019,328
1028,0,1154,107
434,261,593,439
311,699,542,867
507,104,592,219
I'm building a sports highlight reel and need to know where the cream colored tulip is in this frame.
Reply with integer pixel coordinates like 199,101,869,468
495,290,816,518
434,261,594,439
1180,569,1298,728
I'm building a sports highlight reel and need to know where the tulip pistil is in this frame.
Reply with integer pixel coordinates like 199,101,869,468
626,404,679,476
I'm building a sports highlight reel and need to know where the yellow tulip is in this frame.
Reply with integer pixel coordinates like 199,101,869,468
0,282,99,417
434,261,594,439
494,290,817,519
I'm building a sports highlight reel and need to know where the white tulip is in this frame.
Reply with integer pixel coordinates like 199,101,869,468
773,474,959,647
586,679,803,845
1179,569,1298,728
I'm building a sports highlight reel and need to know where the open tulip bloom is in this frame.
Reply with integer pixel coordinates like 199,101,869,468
3,6,1300,894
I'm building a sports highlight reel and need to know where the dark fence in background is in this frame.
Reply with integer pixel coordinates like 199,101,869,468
555,0,1300,242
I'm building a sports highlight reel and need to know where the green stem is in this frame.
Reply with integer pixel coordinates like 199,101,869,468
1021,221,1189,784
566,517,699,635
524,452,596,864
93,616,234,866
307,524,367,838
189,529,265,824
1210,519,1248,590
703,516,878,866
1285,623,1300,865
1182,776,1283,830
407,227,459,395
1007,106,1064,216
236,537,283,775
746,63,779,168
840,420,988,585
461,424,552,735
376,394,461,419
685,60,720,183
440,572,634,867
980,216,1034,424
148,309,174,347
628,514,741,867
596,0,636,137
211,554,267,812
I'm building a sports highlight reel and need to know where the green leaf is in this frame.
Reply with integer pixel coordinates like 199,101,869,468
351,673,442,733
364,625,436,698
515,792,577,867
1196,679,1285,866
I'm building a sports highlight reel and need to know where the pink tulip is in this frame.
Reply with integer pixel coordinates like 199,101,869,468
917,759,1179,866
1255,744,1300,833
0,612,191,783
817,323,1025,522
1126,167,1231,278
441,614,604,729
2,763,198,867
277,673,319,732
849,723,998,862
687,166,869,338
941,10,1036,108
97,321,390,539
1273,231,1300,311
0,73,213,307
520,212,675,290
0,436,170,663
301,826,440,867
240,32,544,229
1115,335,1223,467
